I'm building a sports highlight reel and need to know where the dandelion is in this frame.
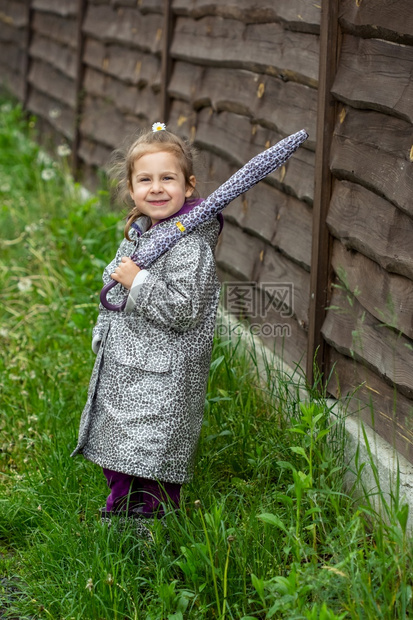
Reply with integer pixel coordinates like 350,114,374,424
37,151,52,166
0,183,10,192
41,169,55,181
28,415,38,422
57,144,71,157
79,186,91,202
194,499,202,509
24,223,39,233
0,328,8,338
9,374,20,381
85,578,94,593
105,573,114,586
1,102,12,112
37,505,42,511
17,277,32,293
49,108,61,119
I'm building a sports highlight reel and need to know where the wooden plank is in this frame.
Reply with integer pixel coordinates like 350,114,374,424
322,286,413,399
0,20,26,45
82,5,163,52
21,0,31,108
334,107,413,167
271,196,312,272
80,94,144,148
215,218,266,282
83,38,160,87
331,240,413,340
306,0,338,382
160,0,173,122
28,58,76,107
339,0,413,45
331,107,413,219
109,0,163,10
172,0,321,33
258,308,308,372
32,11,77,47
32,0,77,17
0,0,28,28
170,16,319,87
112,0,142,8
71,0,86,178
0,61,25,98
138,0,163,13
83,67,161,119
77,136,112,168
0,40,25,71
168,61,317,147
165,97,197,138
327,180,413,282
27,88,75,139
258,246,310,330
194,108,315,204
332,34,413,124
327,349,413,464
30,33,77,79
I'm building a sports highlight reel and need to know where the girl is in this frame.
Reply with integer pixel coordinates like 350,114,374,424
71,124,223,522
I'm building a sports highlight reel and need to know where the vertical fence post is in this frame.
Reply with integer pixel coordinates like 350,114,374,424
22,0,33,109
306,0,340,385
71,0,86,177
160,0,173,123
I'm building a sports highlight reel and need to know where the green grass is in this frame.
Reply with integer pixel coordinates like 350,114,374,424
0,99,412,619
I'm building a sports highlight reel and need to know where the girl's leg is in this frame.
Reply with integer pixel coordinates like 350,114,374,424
139,478,181,516
103,468,142,513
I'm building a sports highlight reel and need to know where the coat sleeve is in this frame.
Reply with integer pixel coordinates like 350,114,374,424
126,233,219,333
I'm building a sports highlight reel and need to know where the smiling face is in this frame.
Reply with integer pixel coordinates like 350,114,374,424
129,151,196,226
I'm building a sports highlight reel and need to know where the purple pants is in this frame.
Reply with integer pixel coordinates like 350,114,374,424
103,468,181,516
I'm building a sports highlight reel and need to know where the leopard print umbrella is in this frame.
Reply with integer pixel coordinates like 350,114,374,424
101,128,308,311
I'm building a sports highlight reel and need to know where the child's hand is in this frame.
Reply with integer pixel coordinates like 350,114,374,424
111,257,141,290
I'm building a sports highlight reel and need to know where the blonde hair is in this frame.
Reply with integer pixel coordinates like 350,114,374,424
108,129,197,240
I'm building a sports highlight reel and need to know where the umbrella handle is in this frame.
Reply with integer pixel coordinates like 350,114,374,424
100,279,127,312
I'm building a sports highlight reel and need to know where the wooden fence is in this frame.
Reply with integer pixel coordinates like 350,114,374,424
1,0,412,464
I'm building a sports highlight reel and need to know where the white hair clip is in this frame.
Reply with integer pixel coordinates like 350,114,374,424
152,122,166,132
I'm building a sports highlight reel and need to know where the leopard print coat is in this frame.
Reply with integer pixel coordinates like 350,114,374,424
71,215,221,484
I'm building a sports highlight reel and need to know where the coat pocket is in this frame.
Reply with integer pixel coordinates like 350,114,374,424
107,320,172,373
